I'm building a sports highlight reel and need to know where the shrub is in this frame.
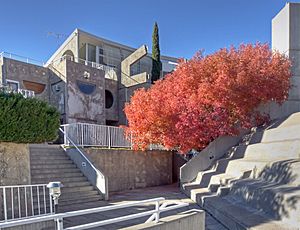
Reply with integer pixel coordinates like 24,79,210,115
0,92,60,143
125,43,292,153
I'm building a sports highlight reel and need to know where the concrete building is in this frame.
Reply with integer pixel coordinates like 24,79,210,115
0,28,178,125
263,2,300,118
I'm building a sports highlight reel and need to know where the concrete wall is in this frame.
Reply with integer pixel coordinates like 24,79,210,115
3,221,54,230
65,60,106,124
1,58,50,102
85,149,173,192
180,131,247,183
0,142,31,186
121,210,205,230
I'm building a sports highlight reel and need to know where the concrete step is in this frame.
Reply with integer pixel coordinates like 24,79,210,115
249,124,300,144
258,159,300,185
30,155,70,161
32,190,99,201
30,159,73,165
59,190,99,200
32,176,87,184
31,163,76,169
31,168,80,174
62,185,95,193
62,181,91,188
202,195,288,230
275,112,300,128
30,148,65,153
237,140,300,161
209,173,244,186
31,172,83,180
229,178,300,221
224,159,271,178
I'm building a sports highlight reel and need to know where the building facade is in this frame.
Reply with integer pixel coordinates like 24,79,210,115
0,29,178,126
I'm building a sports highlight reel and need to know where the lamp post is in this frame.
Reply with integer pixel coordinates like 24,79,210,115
47,182,63,213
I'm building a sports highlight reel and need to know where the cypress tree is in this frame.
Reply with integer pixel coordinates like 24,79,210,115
151,22,162,83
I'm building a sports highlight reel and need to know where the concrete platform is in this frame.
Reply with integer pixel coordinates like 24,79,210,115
62,184,225,229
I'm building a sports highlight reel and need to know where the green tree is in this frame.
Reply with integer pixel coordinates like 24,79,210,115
151,22,162,83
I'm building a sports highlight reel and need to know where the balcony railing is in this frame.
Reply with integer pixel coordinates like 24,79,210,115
17,88,35,98
0,84,35,98
0,51,44,66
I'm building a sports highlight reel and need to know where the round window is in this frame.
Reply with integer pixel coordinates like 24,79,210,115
105,90,114,109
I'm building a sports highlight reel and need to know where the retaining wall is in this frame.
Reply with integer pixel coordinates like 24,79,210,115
85,149,173,192
0,142,31,186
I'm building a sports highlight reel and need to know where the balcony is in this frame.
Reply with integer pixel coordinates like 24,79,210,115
51,55,118,81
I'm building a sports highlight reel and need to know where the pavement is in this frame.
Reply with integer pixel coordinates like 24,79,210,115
63,183,227,229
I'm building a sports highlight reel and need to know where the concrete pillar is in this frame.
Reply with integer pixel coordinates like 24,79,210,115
266,3,300,119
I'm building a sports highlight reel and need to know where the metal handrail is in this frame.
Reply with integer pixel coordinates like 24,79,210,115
59,128,105,179
59,127,108,200
0,197,189,229
0,184,48,188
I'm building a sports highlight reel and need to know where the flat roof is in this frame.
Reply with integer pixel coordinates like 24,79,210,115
46,28,179,66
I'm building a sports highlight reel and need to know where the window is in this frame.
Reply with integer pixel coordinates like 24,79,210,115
105,90,114,109
87,44,96,63
99,47,104,64
76,80,96,95
6,79,19,91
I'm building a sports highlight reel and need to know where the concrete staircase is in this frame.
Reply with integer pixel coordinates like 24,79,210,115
29,144,104,212
182,112,300,229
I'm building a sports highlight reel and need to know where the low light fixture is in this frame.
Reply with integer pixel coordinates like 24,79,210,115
47,181,63,209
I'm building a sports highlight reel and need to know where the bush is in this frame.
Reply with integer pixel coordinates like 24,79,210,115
0,92,60,143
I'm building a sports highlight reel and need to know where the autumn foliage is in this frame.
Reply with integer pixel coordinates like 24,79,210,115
125,44,291,153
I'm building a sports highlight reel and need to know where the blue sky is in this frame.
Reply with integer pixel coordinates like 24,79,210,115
0,0,297,61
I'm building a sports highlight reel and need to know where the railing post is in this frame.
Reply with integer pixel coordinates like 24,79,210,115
81,124,84,147
108,127,111,149
3,187,7,221
63,126,67,146
56,217,63,230
155,200,160,223
130,132,133,150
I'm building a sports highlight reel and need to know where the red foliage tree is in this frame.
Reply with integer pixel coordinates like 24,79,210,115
125,44,291,153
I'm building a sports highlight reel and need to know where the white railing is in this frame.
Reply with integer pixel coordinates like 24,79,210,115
0,184,53,222
61,123,132,149
0,51,44,66
0,84,35,98
17,88,35,98
0,197,188,230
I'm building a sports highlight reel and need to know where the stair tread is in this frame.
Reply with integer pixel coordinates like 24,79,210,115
232,178,300,197
203,195,287,229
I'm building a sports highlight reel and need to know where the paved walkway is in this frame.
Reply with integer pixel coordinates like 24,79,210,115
63,184,227,229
